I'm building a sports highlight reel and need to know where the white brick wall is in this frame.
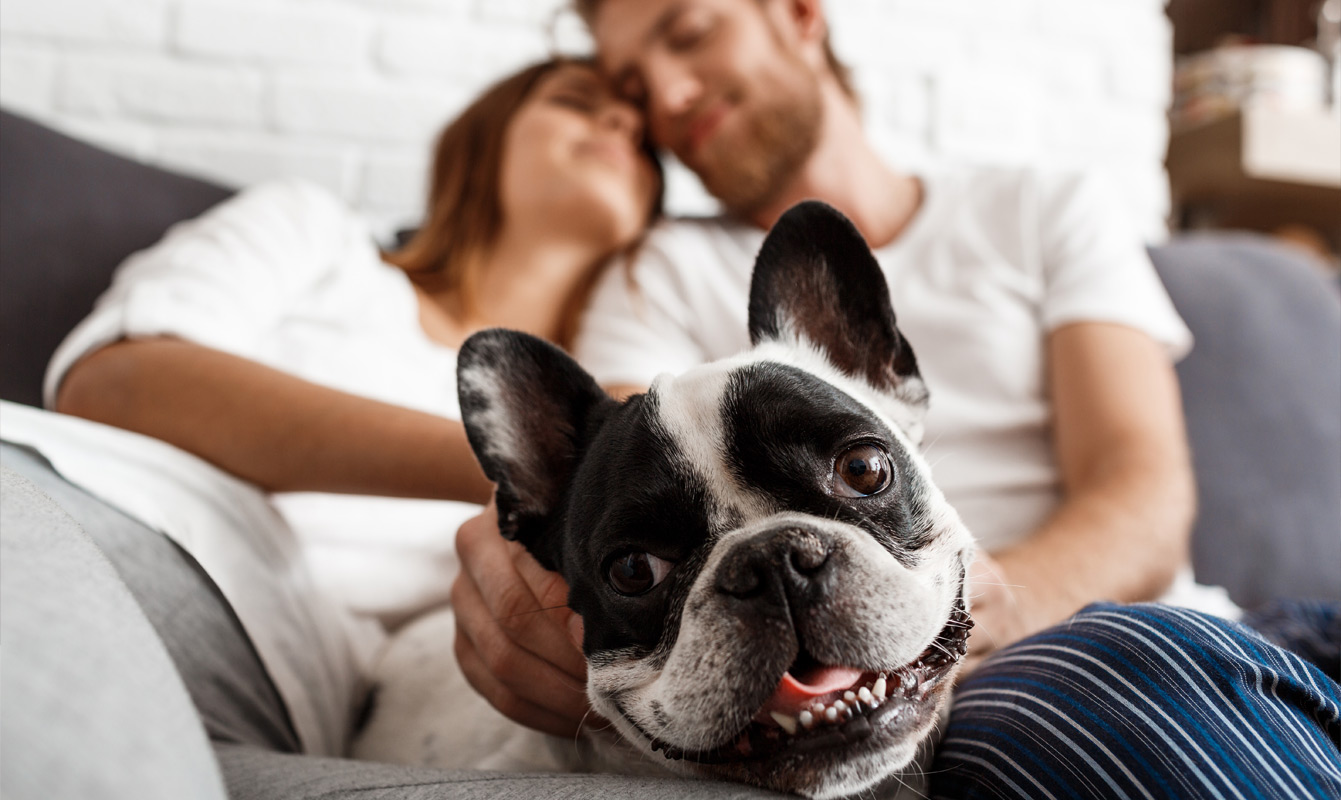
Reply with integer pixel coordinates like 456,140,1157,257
0,0,1173,240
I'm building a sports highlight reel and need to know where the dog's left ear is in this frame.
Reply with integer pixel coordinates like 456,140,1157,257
457,329,616,569
748,200,927,410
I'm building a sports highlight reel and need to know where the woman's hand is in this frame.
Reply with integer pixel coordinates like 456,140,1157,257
451,503,596,738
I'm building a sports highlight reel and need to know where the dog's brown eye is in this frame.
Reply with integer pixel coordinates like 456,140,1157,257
608,552,673,596
833,444,892,497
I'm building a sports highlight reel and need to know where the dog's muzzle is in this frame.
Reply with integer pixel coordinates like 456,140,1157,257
638,541,973,765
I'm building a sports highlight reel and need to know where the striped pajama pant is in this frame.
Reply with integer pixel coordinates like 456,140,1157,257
931,603,1341,799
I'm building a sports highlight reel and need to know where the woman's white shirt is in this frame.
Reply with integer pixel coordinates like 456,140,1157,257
43,180,479,624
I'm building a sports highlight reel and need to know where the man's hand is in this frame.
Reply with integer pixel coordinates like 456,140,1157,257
452,503,595,737
960,323,1195,678
961,552,1040,677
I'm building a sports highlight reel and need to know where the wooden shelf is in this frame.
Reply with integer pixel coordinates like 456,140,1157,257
1167,107,1341,236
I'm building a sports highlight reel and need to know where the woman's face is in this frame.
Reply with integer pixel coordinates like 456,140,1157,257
499,63,660,252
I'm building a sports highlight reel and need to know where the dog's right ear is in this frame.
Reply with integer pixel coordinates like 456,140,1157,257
457,329,615,569
748,200,927,412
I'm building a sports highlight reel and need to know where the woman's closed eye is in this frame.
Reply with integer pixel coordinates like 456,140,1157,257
552,91,600,114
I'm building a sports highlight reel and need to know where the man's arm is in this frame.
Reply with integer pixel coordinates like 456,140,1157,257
57,337,492,503
965,321,1195,666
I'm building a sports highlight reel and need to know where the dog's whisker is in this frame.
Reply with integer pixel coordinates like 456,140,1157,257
574,707,599,750
966,580,1026,589
890,768,932,800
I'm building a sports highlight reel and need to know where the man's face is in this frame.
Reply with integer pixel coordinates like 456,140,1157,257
592,0,823,215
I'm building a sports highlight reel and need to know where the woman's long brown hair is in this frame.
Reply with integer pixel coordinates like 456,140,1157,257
385,57,662,348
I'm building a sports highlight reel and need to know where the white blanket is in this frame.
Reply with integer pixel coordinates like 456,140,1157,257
0,401,383,756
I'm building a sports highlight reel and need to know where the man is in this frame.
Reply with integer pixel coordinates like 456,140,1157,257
451,1,1341,796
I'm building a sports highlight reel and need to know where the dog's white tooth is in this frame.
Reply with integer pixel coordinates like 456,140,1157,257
832,699,847,714
873,677,887,701
810,702,825,716
858,686,874,705
770,711,798,735
799,710,815,730
824,706,839,723
843,690,857,703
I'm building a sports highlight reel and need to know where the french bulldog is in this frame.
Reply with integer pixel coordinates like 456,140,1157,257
353,201,976,800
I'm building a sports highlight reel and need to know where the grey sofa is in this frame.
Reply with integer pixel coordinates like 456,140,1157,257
2,108,1338,800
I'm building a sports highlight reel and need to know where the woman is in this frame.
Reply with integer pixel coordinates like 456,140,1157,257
49,58,662,624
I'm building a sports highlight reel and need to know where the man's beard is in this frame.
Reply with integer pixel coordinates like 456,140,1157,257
691,68,823,217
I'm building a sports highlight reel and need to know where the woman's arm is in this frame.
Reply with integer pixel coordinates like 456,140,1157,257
57,336,492,503
965,321,1196,668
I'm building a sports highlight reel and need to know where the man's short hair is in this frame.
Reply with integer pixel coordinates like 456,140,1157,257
571,0,858,101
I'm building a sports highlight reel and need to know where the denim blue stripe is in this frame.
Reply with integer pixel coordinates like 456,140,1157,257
931,603,1341,800
948,722,1085,799
1172,607,1341,788
948,692,1144,798
1082,610,1308,795
957,672,1191,797
1137,606,1335,798
1044,629,1256,792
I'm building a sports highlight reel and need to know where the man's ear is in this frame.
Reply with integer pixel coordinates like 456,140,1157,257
762,0,828,66
457,329,615,568
748,200,927,409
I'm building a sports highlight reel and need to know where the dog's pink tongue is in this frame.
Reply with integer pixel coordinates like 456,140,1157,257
763,666,865,715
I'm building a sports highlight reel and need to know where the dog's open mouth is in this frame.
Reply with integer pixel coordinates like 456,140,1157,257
647,594,973,764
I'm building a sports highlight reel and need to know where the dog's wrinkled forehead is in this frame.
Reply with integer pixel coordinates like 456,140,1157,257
651,356,936,553
564,354,939,657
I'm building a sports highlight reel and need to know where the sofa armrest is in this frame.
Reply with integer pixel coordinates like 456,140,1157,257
0,449,228,800
0,109,233,408
1150,234,1341,607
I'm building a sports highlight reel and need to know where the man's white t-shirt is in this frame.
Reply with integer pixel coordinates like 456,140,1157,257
575,166,1235,616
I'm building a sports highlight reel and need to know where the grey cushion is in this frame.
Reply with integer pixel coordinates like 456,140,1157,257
0,109,232,408
215,744,787,800
0,457,228,800
0,444,788,800
1150,234,1341,607
0,443,300,754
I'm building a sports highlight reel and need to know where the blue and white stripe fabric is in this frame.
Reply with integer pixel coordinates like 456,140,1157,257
931,603,1341,799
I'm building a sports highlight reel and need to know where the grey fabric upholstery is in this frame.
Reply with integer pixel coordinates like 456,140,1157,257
1150,235,1341,607
0,443,300,753
0,109,232,407
214,744,786,800
0,454,228,800
0,443,783,800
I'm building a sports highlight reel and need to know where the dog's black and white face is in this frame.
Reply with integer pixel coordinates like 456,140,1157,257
457,201,975,799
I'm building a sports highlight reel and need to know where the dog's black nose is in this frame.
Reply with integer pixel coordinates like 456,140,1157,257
715,527,835,602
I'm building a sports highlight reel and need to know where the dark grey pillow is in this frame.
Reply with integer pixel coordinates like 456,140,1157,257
0,109,233,408
1150,234,1341,607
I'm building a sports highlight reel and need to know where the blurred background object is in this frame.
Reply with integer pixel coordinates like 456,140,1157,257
0,0,1179,243
1171,43,1328,128
1,0,1335,265
1166,0,1341,273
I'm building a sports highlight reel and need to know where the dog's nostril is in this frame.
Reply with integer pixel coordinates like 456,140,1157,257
789,532,830,574
716,558,763,598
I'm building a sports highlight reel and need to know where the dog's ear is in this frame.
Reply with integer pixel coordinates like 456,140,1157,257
748,200,926,408
457,329,615,568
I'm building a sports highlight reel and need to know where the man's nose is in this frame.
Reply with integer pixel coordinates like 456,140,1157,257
646,62,702,120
